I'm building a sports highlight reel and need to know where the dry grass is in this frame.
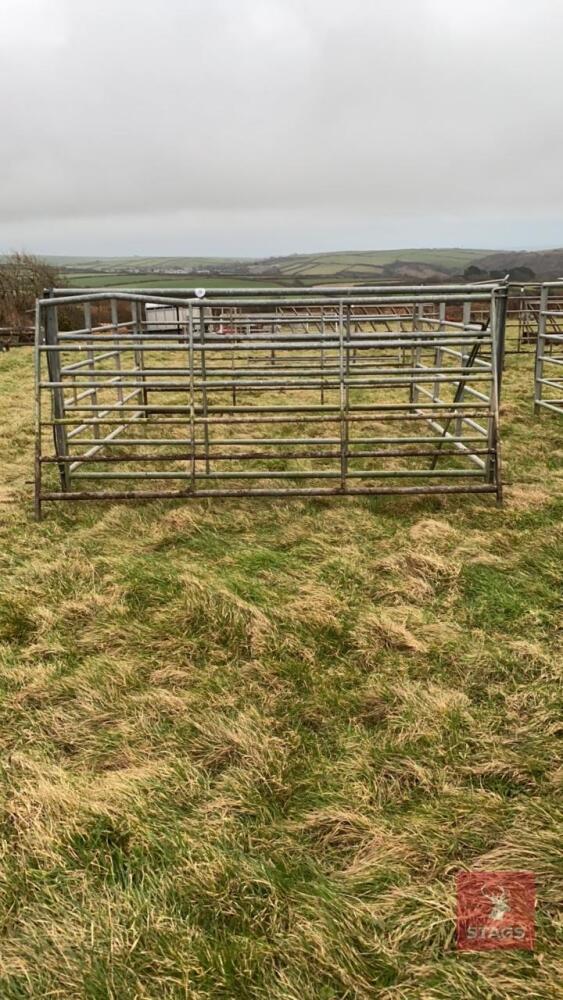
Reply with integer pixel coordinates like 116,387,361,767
0,349,561,998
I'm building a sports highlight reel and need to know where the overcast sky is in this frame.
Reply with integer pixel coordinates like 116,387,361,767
1,0,562,257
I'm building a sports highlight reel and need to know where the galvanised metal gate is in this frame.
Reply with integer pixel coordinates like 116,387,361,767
34,283,507,518
534,282,563,417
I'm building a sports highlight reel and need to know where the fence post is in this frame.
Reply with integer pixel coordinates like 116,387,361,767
44,295,70,491
495,285,508,395
534,285,548,415
132,300,148,415
34,300,44,520
338,301,347,491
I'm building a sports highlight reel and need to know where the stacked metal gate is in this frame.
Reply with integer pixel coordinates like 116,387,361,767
34,283,507,518
534,282,563,416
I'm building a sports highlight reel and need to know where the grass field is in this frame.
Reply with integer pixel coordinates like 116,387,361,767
43,249,491,292
0,345,562,998
63,275,282,290
44,249,487,276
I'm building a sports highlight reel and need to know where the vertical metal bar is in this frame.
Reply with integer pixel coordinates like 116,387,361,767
517,295,523,353
131,300,148,415
495,286,508,394
455,301,472,438
188,304,196,490
84,302,100,439
411,302,423,404
433,301,446,402
534,285,549,414
34,300,43,520
45,299,70,491
200,304,210,475
320,310,325,406
487,291,503,501
111,298,124,404
231,330,237,407
338,301,347,490
271,319,276,368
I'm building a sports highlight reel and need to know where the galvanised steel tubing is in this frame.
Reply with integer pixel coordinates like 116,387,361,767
33,300,43,520
36,288,504,515
534,399,563,414
485,291,503,495
68,406,145,473
82,303,100,442
416,313,497,476
535,285,552,415
41,373,495,393
50,282,503,298
53,401,493,415
493,287,509,393
111,299,124,406
419,317,486,332
52,317,490,333
70,469,486,481
44,447,493,464
193,314,412,326
40,291,501,309
50,362,493,380
50,325,492,337
40,484,497,502
65,434,487,448
48,410,490,427
199,304,210,474
43,297,70,491
62,349,121,372
59,322,134,336
53,319,493,337
188,302,196,488
43,335,494,353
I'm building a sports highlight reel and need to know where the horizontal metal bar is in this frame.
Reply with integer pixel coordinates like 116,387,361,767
39,483,497,501
42,375,494,392
55,400,493,415
537,378,563,388
62,350,121,372
70,468,485,481
40,291,498,309
66,434,486,448
45,332,494,349
47,411,491,430
48,362,493,379
537,356,563,366
69,411,145,473
534,399,563,413
44,446,492,464
50,282,504,298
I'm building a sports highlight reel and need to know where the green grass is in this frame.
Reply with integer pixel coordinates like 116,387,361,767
0,347,562,998
64,274,282,290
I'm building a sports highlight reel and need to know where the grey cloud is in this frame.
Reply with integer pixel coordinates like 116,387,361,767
1,0,562,254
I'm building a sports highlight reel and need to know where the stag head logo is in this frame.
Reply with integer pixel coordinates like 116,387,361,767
485,886,510,922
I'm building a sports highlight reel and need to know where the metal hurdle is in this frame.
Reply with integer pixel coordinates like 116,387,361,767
34,283,507,518
534,282,563,416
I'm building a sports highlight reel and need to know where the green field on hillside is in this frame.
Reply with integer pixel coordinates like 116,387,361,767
43,248,490,290
63,274,281,290
0,343,561,998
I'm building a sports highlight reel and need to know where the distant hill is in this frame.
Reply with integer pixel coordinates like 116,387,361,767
30,247,563,287
472,249,563,281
